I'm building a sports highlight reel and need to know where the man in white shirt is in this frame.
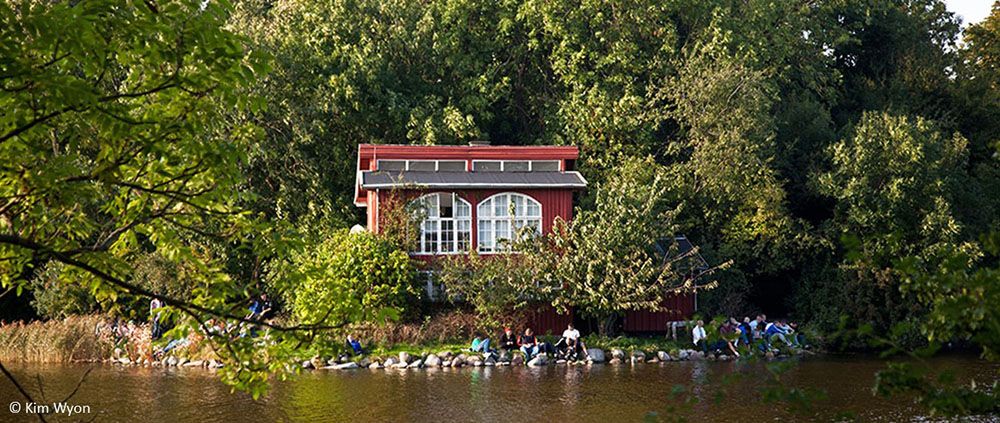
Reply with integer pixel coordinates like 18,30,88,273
692,320,707,352
561,323,591,361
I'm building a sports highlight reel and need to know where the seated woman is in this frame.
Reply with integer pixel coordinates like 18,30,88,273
470,334,493,354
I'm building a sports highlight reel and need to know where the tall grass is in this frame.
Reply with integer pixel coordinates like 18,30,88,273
0,315,119,363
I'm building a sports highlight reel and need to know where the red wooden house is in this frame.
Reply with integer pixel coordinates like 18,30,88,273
355,143,696,335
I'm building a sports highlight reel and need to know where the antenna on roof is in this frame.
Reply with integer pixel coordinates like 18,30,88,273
468,140,490,147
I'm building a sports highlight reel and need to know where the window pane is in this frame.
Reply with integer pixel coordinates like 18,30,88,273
504,161,529,172
494,194,507,217
531,161,560,171
439,193,453,218
455,199,470,217
477,199,492,218
473,161,501,172
441,220,454,252
378,160,406,171
526,201,540,217
478,220,493,251
457,220,471,251
496,220,510,242
408,161,435,171
438,161,466,171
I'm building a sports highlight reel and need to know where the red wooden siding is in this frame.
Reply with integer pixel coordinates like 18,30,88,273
622,293,697,332
524,304,574,336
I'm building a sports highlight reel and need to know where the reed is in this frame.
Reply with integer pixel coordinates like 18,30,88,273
0,315,117,363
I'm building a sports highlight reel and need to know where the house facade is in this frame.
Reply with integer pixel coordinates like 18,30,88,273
355,143,586,258
354,143,695,334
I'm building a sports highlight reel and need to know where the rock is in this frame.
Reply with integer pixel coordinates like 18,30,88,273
327,358,339,366
166,356,179,367
511,355,525,366
335,362,359,370
690,351,705,361
586,349,606,362
631,350,646,360
451,356,464,368
183,360,204,367
407,359,423,369
438,351,453,360
118,357,131,365
556,359,567,364
442,360,452,367
647,357,659,363
301,360,314,369
609,358,622,365
383,357,398,367
472,359,484,367
178,358,189,367
527,355,548,366
765,351,776,360
424,354,442,367
392,362,409,369
398,352,412,364
657,351,671,362
707,354,717,361
611,349,626,360
678,350,690,360
358,357,371,368
484,356,496,366
368,362,382,369
499,351,512,363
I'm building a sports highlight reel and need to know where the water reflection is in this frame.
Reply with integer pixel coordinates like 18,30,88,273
1,356,996,423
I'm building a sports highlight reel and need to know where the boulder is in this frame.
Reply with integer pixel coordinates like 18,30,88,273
611,349,626,360
424,354,442,368
368,362,383,369
383,357,398,367
407,359,423,369
208,359,223,368
393,362,409,369
442,360,452,368
183,360,204,367
438,351,453,360
335,362,360,370
472,359,484,367
556,359,567,364
647,357,659,363
765,351,776,360
301,360,314,369
527,355,548,366
657,351,671,362
451,356,464,368
690,351,705,361
511,355,525,366
484,356,496,366
327,358,339,366
358,357,371,368
177,358,189,367
398,352,412,364
609,358,622,365
499,351,512,363
118,357,132,365
166,356,179,367
631,350,647,360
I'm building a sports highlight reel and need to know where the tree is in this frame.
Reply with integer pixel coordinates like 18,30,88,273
816,111,975,332
0,0,338,397
532,157,726,335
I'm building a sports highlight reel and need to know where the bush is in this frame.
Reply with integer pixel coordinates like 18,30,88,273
29,261,98,319
279,230,418,327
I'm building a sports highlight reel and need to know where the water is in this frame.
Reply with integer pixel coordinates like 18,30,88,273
1,355,997,422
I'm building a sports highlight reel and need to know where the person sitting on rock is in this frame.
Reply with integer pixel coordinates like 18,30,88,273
470,334,493,354
499,327,518,353
718,319,741,357
518,328,540,361
561,323,591,361
692,320,708,353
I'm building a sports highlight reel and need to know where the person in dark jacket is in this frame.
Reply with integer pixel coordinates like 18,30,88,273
498,327,518,352
518,328,540,361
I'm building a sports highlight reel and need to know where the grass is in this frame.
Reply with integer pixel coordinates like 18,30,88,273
0,315,116,363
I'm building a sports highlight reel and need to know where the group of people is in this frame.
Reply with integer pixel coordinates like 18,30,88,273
691,314,807,356
471,323,592,363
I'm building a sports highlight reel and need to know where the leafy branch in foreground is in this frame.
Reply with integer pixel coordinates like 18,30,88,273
0,0,386,398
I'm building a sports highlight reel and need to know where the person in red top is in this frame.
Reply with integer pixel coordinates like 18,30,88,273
498,327,518,352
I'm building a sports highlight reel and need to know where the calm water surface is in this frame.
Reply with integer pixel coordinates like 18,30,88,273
1,355,997,422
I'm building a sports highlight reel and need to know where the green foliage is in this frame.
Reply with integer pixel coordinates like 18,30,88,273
277,230,418,327
29,262,97,320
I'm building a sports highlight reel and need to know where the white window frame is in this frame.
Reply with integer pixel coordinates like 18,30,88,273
471,160,562,172
412,193,472,255
476,192,542,252
378,160,468,172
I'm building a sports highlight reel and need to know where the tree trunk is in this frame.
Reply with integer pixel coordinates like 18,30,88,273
597,314,619,337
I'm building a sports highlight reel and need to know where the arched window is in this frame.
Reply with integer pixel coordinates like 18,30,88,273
412,193,471,254
477,193,542,252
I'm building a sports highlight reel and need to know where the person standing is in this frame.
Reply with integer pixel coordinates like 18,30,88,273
149,297,164,340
